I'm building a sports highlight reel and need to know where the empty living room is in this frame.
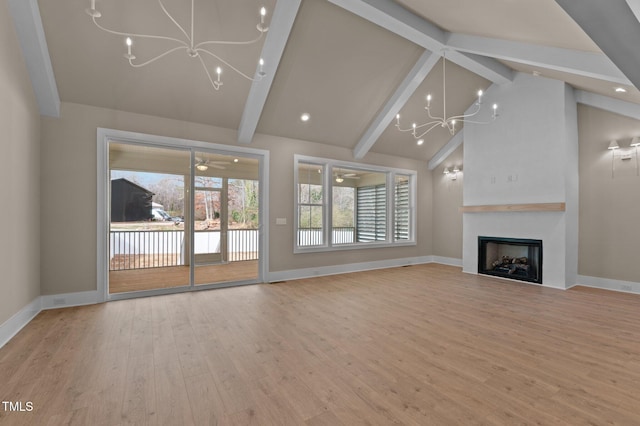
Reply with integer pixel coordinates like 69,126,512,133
2,0,640,424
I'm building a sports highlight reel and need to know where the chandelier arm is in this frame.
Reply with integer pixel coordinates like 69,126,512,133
414,120,444,130
92,16,189,47
457,118,497,125
414,122,445,139
424,106,445,123
446,104,482,122
196,54,221,90
128,46,188,68
395,124,416,133
195,48,259,81
195,32,264,48
158,0,191,43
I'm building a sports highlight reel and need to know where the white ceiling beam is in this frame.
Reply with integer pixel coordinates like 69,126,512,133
327,0,445,52
327,0,513,85
555,0,640,90
627,0,640,23
427,130,464,171
445,50,512,86
575,90,640,121
237,0,301,144
7,0,60,117
353,50,439,159
446,33,630,86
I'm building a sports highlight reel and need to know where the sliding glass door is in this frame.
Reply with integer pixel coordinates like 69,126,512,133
106,142,260,297
193,151,259,286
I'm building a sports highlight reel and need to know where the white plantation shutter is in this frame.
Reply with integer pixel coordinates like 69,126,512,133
356,184,386,242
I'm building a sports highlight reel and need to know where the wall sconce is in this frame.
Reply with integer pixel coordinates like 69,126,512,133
608,140,619,178
443,166,461,180
632,137,640,176
607,138,640,178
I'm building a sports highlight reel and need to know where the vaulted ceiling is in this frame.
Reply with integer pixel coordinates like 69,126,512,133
11,0,640,165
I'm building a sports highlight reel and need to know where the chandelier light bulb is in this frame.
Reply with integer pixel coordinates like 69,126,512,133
257,7,269,32
417,139,424,146
124,37,135,60
216,67,222,82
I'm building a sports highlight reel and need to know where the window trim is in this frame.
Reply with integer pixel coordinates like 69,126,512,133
294,155,417,253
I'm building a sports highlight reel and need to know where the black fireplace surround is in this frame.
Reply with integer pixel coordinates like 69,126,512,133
478,237,542,284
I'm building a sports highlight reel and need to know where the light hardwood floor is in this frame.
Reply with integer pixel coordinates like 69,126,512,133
2,264,640,425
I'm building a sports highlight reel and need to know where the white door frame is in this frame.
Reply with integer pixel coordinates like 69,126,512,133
96,128,269,302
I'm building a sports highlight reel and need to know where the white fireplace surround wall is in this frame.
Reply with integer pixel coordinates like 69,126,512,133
464,212,567,288
462,73,579,289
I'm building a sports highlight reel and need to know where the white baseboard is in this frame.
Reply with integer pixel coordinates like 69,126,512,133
0,290,101,349
0,297,42,349
268,256,432,282
430,256,463,267
577,275,640,295
41,290,101,310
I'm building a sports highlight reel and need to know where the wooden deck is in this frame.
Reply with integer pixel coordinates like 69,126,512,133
2,264,640,425
109,260,259,293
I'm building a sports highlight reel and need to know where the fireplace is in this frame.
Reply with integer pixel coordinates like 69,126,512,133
478,237,542,284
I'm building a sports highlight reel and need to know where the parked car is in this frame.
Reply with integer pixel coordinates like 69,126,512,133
152,208,172,221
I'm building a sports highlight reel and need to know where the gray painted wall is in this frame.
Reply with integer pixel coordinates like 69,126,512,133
0,0,41,324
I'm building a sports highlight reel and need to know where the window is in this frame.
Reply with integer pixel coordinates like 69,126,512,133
295,155,416,252
394,175,410,241
297,161,325,247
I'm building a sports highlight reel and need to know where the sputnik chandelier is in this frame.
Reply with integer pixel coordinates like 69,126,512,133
85,0,270,91
395,52,499,141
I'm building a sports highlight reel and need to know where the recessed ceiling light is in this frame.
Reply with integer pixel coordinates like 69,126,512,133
615,87,627,93
417,139,424,146
233,158,239,163
300,113,310,122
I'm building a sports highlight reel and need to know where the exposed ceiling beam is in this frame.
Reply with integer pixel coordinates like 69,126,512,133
427,129,464,171
327,0,445,51
555,0,640,90
575,90,640,121
7,0,60,117
237,0,301,144
446,50,513,86
627,0,640,23
327,0,513,85
353,50,439,159
447,33,631,86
